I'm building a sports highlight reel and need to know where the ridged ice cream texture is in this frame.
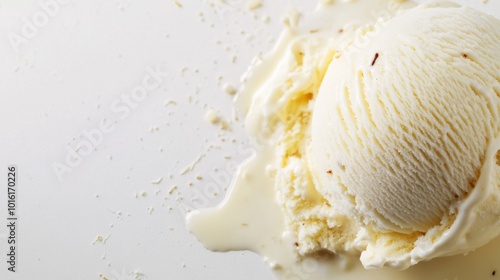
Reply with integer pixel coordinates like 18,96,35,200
311,2,500,234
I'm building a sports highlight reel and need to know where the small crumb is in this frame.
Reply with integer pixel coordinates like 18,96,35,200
173,0,182,8
326,170,333,175
339,164,346,171
93,236,103,244
222,83,237,95
140,191,147,197
338,28,344,33
165,99,177,107
493,270,496,276
151,177,163,184
92,234,111,245
205,109,220,124
246,0,262,11
196,174,203,180
107,209,124,217
180,154,205,175
168,185,178,195
462,53,468,58
282,9,301,27
220,120,230,131
294,242,299,247
132,270,145,279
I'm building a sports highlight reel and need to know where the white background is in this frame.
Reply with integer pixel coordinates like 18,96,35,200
0,0,498,280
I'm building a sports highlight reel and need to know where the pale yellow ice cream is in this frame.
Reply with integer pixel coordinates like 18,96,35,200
261,1,500,269
188,0,500,277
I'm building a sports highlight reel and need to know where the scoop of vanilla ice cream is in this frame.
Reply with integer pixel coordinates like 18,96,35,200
311,2,500,238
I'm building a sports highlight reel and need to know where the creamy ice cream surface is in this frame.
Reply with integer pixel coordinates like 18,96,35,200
310,2,500,268
313,2,500,234
188,0,500,278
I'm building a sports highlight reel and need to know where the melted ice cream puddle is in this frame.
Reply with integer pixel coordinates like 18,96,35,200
187,0,500,279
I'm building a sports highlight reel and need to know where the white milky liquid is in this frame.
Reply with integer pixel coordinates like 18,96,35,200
187,1,500,279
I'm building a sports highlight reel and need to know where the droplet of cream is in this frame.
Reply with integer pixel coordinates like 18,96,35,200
246,0,262,11
223,83,237,95
205,109,220,124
